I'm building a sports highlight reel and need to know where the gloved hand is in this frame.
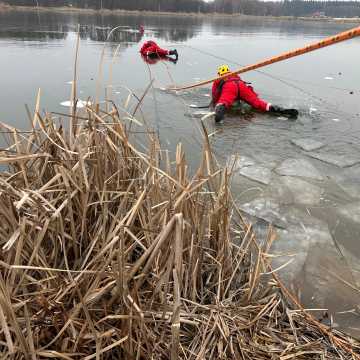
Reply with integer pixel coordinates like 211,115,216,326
268,105,284,113
269,105,298,119
215,103,226,123
168,49,178,60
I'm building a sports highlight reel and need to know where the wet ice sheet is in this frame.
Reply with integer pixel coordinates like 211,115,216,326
272,222,360,312
338,202,360,223
239,166,272,185
308,152,360,168
291,138,325,151
280,176,323,205
275,158,323,180
331,166,360,199
239,198,287,228
227,155,255,170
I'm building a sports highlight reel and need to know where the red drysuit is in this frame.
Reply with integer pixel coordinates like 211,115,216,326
140,41,169,57
212,74,271,112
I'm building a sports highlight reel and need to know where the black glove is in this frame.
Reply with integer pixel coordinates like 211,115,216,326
269,105,299,119
215,104,226,123
168,49,178,60
269,105,283,113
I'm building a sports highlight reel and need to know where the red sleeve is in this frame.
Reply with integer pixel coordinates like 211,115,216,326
217,81,239,108
140,41,150,54
238,82,270,112
212,80,220,104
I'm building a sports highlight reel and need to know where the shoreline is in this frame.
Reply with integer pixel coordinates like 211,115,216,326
1,4,360,23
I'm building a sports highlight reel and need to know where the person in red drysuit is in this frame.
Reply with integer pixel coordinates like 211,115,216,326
140,40,178,61
212,64,297,122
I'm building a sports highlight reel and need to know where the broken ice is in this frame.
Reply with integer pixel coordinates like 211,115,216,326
275,158,323,180
291,138,325,152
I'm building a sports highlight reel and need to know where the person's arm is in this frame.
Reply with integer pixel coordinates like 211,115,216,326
211,81,220,106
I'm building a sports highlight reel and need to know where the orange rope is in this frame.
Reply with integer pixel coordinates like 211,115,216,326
168,25,360,91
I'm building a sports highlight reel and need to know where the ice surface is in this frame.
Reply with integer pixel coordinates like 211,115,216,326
308,152,360,168
280,176,323,205
275,158,323,180
291,138,325,151
338,202,360,223
239,198,287,228
331,166,360,199
227,155,255,171
239,166,272,185
60,100,91,108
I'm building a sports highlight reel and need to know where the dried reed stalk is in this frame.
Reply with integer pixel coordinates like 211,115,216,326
0,97,359,359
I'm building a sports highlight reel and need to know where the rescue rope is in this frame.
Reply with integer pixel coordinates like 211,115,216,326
180,44,357,94
168,25,360,91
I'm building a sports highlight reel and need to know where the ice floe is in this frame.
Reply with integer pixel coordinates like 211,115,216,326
307,152,360,168
60,100,92,108
275,158,323,180
291,138,325,151
227,155,255,171
280,176,323,205
239,197,287,228
337,202,360,223
239,166,272,185
330,166,360,198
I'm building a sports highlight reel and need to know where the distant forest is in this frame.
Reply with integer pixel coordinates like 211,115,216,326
4,0,360,17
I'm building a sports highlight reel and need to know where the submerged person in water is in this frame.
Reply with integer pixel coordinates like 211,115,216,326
140,40,178,61
212,64,298,123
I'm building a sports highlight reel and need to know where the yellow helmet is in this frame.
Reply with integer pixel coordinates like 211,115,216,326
217,64,230,76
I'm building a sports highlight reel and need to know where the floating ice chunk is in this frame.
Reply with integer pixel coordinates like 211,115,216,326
66,81,74,84
338,202,360,223
277,116,288,121
307,152,360,168
60,100,92,108
291,138,325,151
239,165,272,185
239,198,287,227
275,158,323,180
191,111,212,118
331,166,360,198
324,76,334,80
281,176,323,205
227,155,255,171
309,107,317,113
271,224,331,283
332,118,341,122
203,94,211,97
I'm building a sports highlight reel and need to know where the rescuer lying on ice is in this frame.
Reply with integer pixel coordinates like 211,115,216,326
140,40,178,61
212,65,298,123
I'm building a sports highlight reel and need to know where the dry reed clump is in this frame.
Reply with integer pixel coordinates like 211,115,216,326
0,100,359,359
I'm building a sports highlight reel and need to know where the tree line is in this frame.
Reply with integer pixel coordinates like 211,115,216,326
4,0,360,17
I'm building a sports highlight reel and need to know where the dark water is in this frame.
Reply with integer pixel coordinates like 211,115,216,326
1,10,360,336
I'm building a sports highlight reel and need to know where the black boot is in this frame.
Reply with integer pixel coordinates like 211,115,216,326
215,103,226,123
168,49,178,60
